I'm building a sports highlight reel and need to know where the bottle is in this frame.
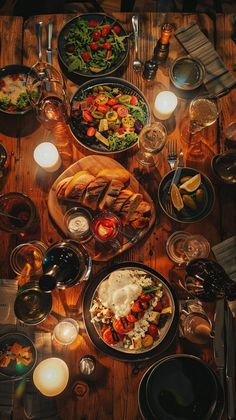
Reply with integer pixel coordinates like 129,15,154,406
142,59,159,82
39,239,91,292
153,23,173,63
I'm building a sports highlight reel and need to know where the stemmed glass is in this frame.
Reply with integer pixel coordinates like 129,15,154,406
136,122,167,166
181,93,219,158
26,62,69,130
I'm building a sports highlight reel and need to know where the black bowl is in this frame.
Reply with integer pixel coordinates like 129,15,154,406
145,355,218,420
158,167,215,223
211,152,236,185
138,355,224,420
58,13,129,81
69,77,151,154
169,56,205,92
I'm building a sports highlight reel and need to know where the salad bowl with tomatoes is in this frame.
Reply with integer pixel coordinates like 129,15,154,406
69,77,151,153
83,262,178,361
58,13,129,80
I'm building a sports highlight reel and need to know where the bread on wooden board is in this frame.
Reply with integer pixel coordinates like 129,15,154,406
96,168,130,186
64,171,95,200
120,193,143,224
98,179,124,211
83,177,110,210
55,176,73,199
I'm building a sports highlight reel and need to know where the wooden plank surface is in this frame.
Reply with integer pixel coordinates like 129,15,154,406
0,12,234,420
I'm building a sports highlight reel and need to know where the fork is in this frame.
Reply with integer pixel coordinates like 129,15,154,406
165,149,184,215
167,138,177,170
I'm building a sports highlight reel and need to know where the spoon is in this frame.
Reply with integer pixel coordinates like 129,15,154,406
0,210,24,223
131,15,143,72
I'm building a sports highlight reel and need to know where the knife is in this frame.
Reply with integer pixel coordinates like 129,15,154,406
46,22,53,65
225,303,236,420
36,21,43,62
213,298,225,391
170,149,184,186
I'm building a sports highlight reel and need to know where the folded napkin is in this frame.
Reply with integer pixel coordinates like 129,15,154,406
175,22,236,97
0,279,18,333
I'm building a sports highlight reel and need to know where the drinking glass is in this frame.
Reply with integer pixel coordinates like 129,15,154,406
181,93,219,158
10,241,47,277
166,231,210,267
0,192,38,235
26,62,68,130
136,122,167,166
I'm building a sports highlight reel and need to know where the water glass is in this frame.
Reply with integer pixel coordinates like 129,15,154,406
10,241,47,277
136,122,167,166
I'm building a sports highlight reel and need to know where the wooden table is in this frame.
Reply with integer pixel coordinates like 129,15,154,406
0,12,236,420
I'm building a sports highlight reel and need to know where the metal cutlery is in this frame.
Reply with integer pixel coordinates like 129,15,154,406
167,138,177,170
46,22,53,65
131,15,143,72
225,303,236,420
213,298,225,391
165,149,184,214
36,21,43,62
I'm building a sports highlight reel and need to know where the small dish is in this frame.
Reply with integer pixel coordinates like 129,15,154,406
64,207,92,242
158,167,215,223
0,332,37,379
92,211,121,242
211,152,236,185
0,192,38,234
170,56,205,91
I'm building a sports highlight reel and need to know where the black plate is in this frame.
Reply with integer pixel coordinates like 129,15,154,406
0,332,37,379
138,355,224,420
69,77,151,154
0,64,32,115
82,262,179,362
158,167,215,223
58,13,129,80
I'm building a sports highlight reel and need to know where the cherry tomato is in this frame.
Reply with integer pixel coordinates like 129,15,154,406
87,127,96,137
95,93,108,105
97,104,109,114
140,300,149,310
117,105,128,118
7,106,15,112
126,312,143,323
161,292,170,308
140,293,154,302
130,95,138,106
82,51,90,62
82,110,93,122
92,30,101,40
89,20,99,27
131,300,143,313
107,98,118,106
101,25,111,37
102,42,112,50
116,127,125,135
90,42,99,51
113,25,121,34
103,328,118,345
113,318,134,334
153,301,163,312
86,96,94,106
148,324,159,338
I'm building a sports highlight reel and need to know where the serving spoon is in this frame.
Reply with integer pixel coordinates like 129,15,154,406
132,15,143,72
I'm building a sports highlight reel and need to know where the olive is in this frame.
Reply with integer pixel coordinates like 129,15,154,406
183,194,197,210
180,176,191,184
195,188,205,203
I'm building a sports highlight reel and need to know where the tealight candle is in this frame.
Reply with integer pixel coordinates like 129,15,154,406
33,357,69,397
153,91,178,120
53,318,79,345
33,142,61,173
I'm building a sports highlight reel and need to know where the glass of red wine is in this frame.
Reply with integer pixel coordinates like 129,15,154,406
0,192,38,235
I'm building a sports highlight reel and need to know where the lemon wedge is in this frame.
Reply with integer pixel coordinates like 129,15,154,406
170,184,184,211
179,173,201,193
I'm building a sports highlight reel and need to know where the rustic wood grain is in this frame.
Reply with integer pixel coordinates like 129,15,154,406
0,12,233,420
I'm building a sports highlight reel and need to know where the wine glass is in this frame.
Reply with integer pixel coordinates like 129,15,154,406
181,93,219,158
166,231,210,267
136,122,167,166
26,62,69,130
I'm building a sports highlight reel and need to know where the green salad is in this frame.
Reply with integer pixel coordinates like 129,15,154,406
64,17,129,74
71,84,148,152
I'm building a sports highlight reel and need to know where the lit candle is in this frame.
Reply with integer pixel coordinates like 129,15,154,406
33,357,69,397
153,91,177,120
33,142,61,172
53,318,79,345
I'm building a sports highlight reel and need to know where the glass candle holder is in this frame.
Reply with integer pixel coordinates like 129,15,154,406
33,142,61,172
33,357,69,397
53,318,79,345
153,91,177,120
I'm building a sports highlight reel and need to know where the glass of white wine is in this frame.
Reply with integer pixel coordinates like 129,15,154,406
136,122,167,166
181,93,219,158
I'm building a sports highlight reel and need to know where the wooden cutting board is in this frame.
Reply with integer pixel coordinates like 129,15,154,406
48,155,156,261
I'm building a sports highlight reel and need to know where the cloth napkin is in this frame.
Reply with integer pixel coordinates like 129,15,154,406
174,22,236,97
212,236,236,316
